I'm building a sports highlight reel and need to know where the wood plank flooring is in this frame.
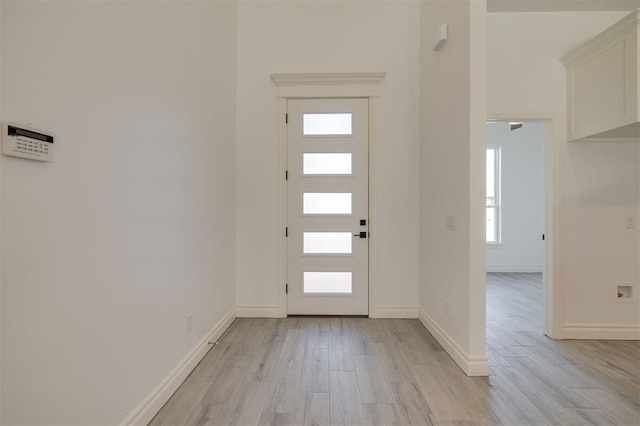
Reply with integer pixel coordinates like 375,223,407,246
150,273,640,425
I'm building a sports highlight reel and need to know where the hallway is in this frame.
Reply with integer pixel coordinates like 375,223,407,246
150,274,640,425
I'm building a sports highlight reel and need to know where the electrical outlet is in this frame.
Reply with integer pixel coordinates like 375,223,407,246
625,215,636,229
186,314,193,333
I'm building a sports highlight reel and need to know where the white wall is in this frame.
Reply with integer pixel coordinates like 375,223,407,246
0,2,3,420
488,11,640,333
235,0,421,314
1,1,237,424
419,0,487,375
486,122,543,271
563,141,639,325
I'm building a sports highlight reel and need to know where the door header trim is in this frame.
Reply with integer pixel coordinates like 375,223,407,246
271,73,386,98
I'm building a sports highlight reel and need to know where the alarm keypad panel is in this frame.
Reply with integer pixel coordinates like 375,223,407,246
2,122,54,162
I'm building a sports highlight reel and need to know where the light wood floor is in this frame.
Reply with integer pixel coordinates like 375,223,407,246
150,273,640,425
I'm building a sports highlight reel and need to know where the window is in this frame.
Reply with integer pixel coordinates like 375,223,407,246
486,147,501,243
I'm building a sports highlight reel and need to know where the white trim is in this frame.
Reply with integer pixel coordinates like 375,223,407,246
486,243,503,249
236,305,283,318
560,10,639,68
486,266,544,273
487,112,562,339
418,308,489,376
271,73,386,86
368,96,379,318
489,1,640,14
562,324,640,340
270,73,386,99
271,73,386,318
277,97,288,318
121,307,237,426
579,137,640,143
376,306,419,319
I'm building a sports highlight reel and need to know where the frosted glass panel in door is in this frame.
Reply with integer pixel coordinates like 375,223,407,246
303,272,352,294
303,232,352,254
303,153,352,175
303,193,352,215
303,113,352,135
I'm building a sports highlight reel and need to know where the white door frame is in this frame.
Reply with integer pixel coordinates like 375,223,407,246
271,73,386,318
487,112,563,339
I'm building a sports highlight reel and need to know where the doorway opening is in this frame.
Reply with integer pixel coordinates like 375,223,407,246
485,114,560,342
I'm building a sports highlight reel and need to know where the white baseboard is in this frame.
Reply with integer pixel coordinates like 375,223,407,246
486,266,543,273
237,305,419,319
236,305,283,318
374,306,418,318
417,308,488,377
562,323,640,340
121,306,237,426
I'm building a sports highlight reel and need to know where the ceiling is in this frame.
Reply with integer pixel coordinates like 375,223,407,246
488,0,640,13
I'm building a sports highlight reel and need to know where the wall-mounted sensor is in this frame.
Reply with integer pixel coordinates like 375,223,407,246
433,24,448,51
2,121,54,162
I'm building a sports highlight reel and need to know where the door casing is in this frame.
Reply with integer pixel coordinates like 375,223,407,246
487,112,562,339
271,73,386,318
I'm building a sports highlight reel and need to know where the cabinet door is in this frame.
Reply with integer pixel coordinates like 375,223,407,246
563,12,638,142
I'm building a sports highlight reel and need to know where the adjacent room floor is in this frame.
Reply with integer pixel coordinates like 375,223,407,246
150,273,640,425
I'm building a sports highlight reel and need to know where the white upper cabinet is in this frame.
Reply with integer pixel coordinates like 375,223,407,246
561,10,639,142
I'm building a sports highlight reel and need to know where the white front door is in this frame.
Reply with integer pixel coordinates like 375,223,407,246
287,98,369,315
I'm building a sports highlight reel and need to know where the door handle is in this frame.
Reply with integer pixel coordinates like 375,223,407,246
354,231,368,239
